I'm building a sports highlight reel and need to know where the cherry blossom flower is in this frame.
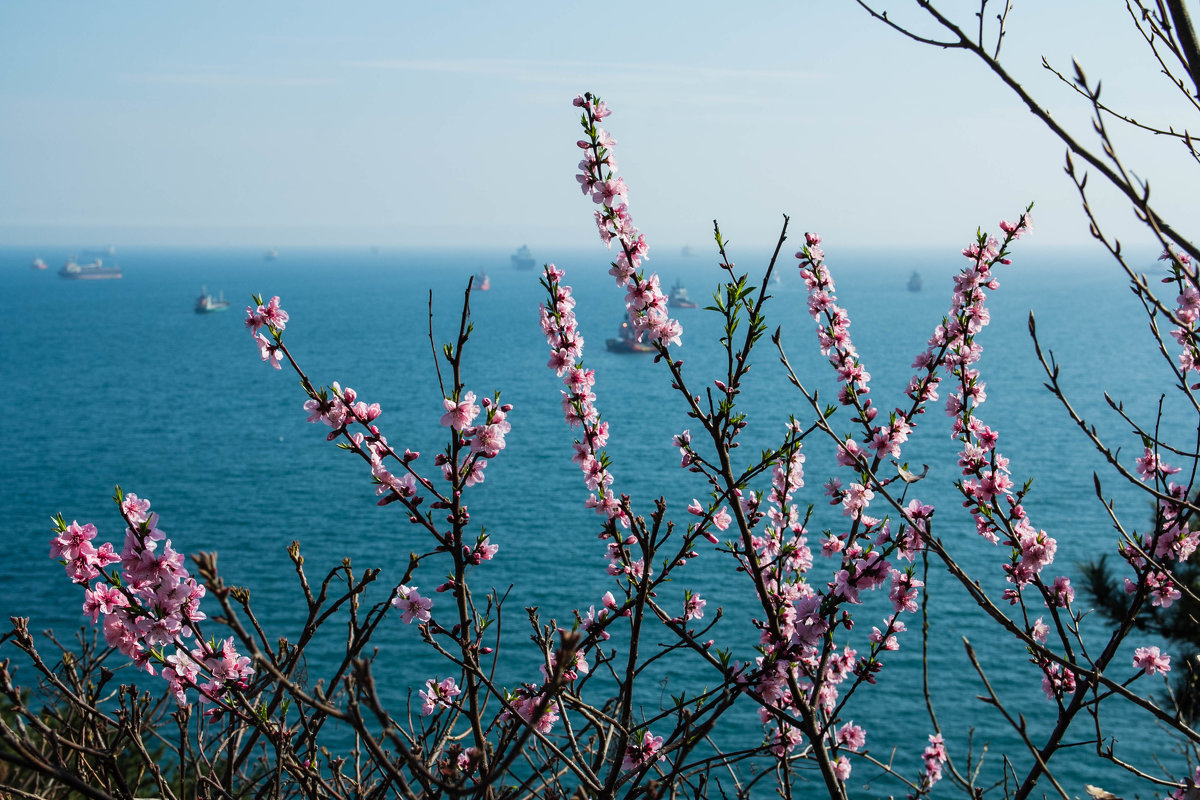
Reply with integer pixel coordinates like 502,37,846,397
420,677,461,715
393,585,432,624
51,495,252,707
1133,645,1171,675
621,730,664,772
441,391,480,431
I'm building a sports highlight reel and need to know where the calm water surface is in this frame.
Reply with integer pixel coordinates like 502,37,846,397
0,243,1188,797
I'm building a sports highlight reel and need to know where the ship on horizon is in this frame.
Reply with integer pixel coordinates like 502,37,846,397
511,245,535,270
195,286,231,313
667,279,698,309
60,257,121,280
606,319,656,354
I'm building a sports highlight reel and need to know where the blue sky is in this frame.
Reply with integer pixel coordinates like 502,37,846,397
1,2,1191,249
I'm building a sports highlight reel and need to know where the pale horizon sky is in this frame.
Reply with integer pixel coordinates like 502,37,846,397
2,2,1193,252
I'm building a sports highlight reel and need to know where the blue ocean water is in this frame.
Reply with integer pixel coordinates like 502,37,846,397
0,243,1190,796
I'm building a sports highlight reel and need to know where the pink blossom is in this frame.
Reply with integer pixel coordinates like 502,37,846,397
464,537,499,565
998,212,1036,237
420,677,461,715
256,333,283,369
841,483,874,518
500,685,560,733
260,295,288,329
889,569,924,613
712,506,732,531
869,619,905,650
1135,446,1181,481
441,391,480,430
392,585,432,624
120,494,151,525
621,730,665,772
54,497,253,707
539,649,590,682
1040,661,1076,701
836,723,866,751
50,520,99,562
1146,571,1182,607
81,582,129,623
918,733,948,790
470,423,508,457
1133,645,1171,675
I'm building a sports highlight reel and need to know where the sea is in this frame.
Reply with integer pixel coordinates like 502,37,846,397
0,243,1191,798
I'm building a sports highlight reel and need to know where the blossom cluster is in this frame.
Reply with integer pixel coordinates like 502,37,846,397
908,733,948,798
573,93,682,347
748,436,925,772
498,684,561,734
789,222,1052,771
245,295,289,369
620,730,664,772
937,226,1056,581
796,236,932,593
301,382,424,503
539,264,628,528
50,492,252,707
248,298,511,522
1160,248,1200,381
1128,446,1196,607
926,218,1086,700
436,390,513,492
420,676,461,716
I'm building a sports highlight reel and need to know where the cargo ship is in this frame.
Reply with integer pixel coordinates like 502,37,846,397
195,287,231,313
60,257,122,280
511,245,535,270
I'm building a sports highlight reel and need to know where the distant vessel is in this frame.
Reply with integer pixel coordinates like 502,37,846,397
681,245,694,257
474,272,491,291
195,287,230,313
31,257,47,270
264,249,279,261
510,245,535,270
606,319,656,354
667,279,698,309
907,270,923,292
60,257,121,280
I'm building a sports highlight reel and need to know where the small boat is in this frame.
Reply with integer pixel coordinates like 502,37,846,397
681,245,694,257
474,272,491,291
60,257,122,280
906,270,923,292
31,257,47,270
195,287,230,313
264,248,279,261
667,279,698,309
511,245,535,271
606,319,656,354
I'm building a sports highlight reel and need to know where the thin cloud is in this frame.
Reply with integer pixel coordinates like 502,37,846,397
345,58,817,85
121,73,336,88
